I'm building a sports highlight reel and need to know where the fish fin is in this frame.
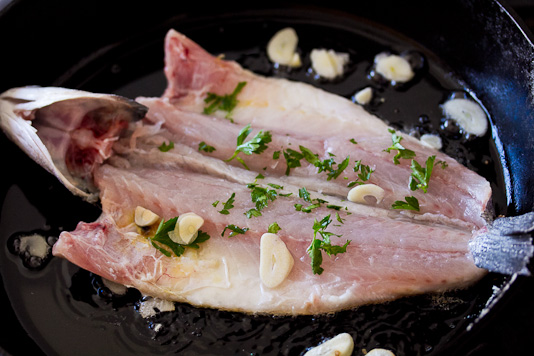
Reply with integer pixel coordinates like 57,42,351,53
469,212,534,276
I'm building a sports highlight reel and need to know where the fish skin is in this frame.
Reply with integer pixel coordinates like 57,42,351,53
159,29,492,229
0,86,147,202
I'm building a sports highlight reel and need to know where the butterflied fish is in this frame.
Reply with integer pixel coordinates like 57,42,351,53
0,29,531,316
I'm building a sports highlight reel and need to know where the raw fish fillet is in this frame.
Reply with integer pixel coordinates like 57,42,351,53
0,29,501,315
160,29,492,229
54,159,486,314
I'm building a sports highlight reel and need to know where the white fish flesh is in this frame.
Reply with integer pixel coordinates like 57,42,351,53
0,30,495,315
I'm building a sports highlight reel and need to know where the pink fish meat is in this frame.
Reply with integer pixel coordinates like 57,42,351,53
0,29,492,315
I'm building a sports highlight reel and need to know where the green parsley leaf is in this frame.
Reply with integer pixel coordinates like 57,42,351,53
301,203,321,213
299,187,312,203
255,173,265,179
198,141,216,153
283,148,304,175
384,128,416,164
149,217,210,257
245,208,262,218
203,81,247,120
307,215,351,275
273,151,280,160
268,222,281,233
158,141,174,152
335,212,345,224
435,160,448,169
218,193,236,215
326,156,350,180
350,138,358,144
212,200,219,207
391,196,420,211
226,124,272,169
347,160,375,187
409,155,435,193
221,224,249,237
326,204,342,210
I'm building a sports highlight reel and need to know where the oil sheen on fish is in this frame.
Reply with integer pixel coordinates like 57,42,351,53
0,29,493,315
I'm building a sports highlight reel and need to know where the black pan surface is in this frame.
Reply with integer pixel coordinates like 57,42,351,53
1,1,533,355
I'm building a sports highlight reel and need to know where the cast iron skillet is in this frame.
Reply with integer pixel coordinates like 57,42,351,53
0,0,533,355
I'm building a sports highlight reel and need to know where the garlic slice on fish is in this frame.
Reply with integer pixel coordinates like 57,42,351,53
135,206,160,227
441,98,488,136
259,233,294,288
347,184,385,205
375,53,414,83
0,86,147,202
177,212,204,244
169,212,204,245
304,332,354,356
267,27,302,67
310,49,349,79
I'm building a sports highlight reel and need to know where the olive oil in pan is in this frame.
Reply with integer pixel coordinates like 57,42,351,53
1,15,508,356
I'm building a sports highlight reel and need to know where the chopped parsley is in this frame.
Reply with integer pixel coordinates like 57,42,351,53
149,217,210,257
273,151,281,160
326,204,342,210
384,128,416,164
218,193,236,215
283,148,304,175
409,156,435,193
268,222,281,233
349,138,358,144
203,81,247,120
245,182,278,218
347,160,374,187
221,224,249,237
198,141,216,153
295,187,342,213
392,196,420,211
226,124,272,170
283,145,350,180
307,215,351,275
158,141,174,152
299,187,312,202
435,160,448,169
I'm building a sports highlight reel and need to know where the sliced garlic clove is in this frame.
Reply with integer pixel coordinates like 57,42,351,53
441,98,488,136
267,27,301,67
310,49,349,79
304,332,354,356
375,53,414,83
420,133,443,150
259,233,294,288
176,212,204,244
366,348,396,356
134,206,160,227
347,184,385,205
354,86,373,105
168,230,186,245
